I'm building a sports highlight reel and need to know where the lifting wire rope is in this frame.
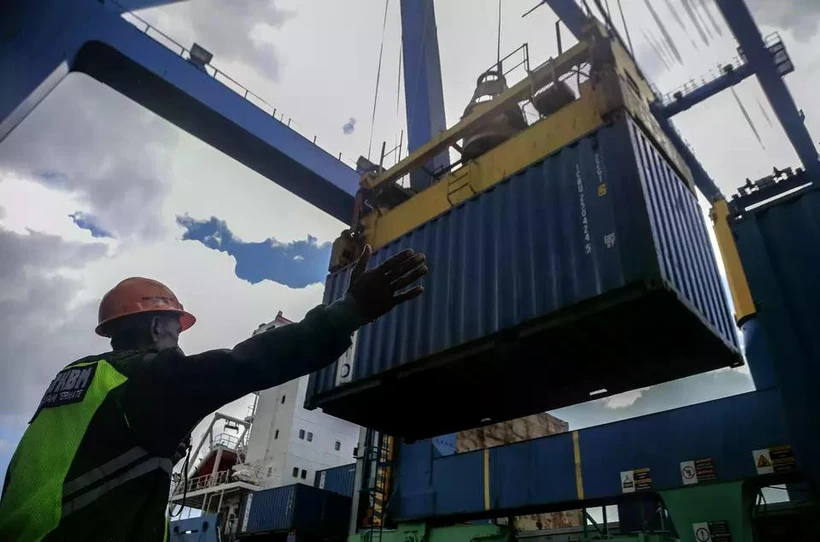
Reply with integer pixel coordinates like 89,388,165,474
592,0,616,36
496,0,503,69
616,0,635,57
395,42,403,166
368,0,391,161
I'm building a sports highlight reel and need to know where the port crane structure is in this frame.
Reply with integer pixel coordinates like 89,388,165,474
2,0,819,540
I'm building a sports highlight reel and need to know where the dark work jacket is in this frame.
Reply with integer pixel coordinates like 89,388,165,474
0,295,362,542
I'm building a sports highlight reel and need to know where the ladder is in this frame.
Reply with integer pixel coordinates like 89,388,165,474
360,431,394,542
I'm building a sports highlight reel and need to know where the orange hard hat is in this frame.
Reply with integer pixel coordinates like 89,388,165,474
96,277,196,337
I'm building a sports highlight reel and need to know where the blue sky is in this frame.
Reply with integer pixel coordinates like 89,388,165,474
70,212,114,239
177,215,331,288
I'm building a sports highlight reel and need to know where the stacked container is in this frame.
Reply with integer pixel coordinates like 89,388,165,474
237,484,350,538
314,463,356,498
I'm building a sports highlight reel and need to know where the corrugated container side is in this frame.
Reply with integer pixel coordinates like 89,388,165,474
239,485,352,536
629,121,737,342
308,114,739,436
733,184,820,363
314,463,356,497
731,181,820,492
240,485,295,534
394,389,787,521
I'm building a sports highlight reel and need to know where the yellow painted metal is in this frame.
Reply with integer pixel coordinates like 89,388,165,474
483,448,491,511
362,80,680,249
362,41,591,191
356,20,694,251
711,199,756,322
371,435,394,526
572,431,584,500
361,86,605,248
606,34,693,188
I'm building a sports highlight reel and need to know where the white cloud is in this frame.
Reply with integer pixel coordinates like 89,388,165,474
0,74,177,241
137,0,296,82
0,228,108,417
600,388,651,409
0,176,116,245
161,132,344,246
747,0,820,42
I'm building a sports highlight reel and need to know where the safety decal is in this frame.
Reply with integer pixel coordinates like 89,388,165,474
680,457,717,485
752,445,795,476
620,468,651,493
693,520,732,542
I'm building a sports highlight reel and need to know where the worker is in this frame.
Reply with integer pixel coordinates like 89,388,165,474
0,245,427,541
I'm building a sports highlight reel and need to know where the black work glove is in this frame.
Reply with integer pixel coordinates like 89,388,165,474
347,245,427,322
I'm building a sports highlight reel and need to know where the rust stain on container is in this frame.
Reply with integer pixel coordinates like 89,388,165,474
456,413,582,531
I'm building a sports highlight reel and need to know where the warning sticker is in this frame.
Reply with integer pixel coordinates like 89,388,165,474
693,523,712,542
681,458,717,485
620,471,635,493
681,461,698,485
770,445,796,474
753,449,774,475
753,445,795,476
693,520,732,542
634,468,652,491
620,468,651,494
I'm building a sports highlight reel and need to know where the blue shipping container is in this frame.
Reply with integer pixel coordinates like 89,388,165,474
238,484,351,536
314,463,356,497
307,113,740,439
392,389,787,521
730,175,820,492
170,515,220,542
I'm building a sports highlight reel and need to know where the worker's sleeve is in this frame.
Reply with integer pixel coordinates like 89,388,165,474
121,294,366,458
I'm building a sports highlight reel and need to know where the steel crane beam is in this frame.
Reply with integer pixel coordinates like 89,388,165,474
1,0,358,222
400,0,451,191
542,0,725,202
658,64,755,118
108,0,186,12
714,0,819,175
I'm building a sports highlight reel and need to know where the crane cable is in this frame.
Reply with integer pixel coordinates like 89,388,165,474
496,0,503,69
368,0,391,161
395,42,403,164
616,0,635,57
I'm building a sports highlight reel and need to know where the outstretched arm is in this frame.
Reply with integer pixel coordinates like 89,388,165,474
122,246,427,457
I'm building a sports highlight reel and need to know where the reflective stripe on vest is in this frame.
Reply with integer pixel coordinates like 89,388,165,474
0,359,128,541
63,446,149,497
62,456,172,518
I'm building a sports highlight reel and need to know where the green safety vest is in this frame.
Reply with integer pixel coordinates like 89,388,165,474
0,353,173,541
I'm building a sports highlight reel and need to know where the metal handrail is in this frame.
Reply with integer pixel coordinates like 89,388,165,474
171,461,269,495
659,55,748,106
107,0,347,163
173,468,232,495
659,32,786,107
212,433,241,450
